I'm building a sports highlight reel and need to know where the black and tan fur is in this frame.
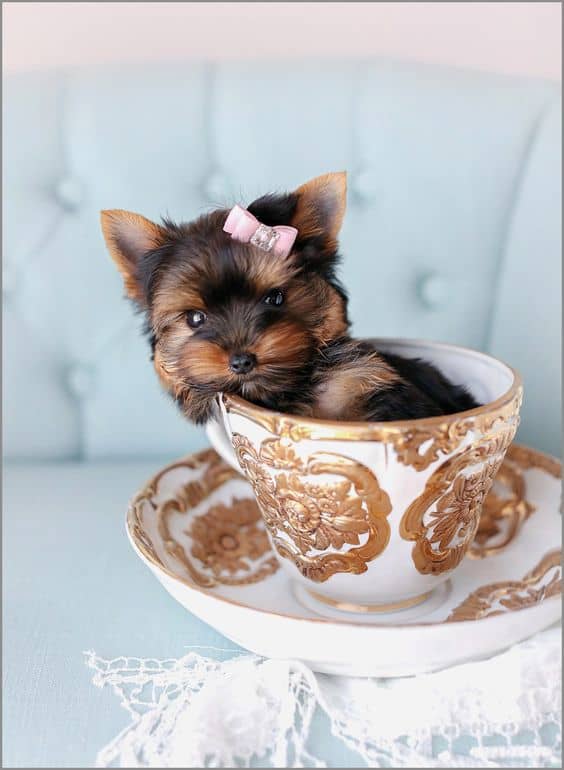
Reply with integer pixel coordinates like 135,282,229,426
101,172,478,424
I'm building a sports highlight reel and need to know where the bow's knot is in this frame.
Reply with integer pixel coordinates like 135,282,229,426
223,205,298,258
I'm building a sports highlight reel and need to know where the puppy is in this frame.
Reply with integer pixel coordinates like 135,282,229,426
101,172,478,424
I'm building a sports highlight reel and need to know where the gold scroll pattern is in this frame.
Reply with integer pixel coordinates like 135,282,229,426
400,427,518,575
231,434,393,582
469,457,535,559
447,549,562,621
130,449,278,588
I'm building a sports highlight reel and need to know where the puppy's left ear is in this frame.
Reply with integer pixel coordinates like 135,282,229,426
291,171,347,254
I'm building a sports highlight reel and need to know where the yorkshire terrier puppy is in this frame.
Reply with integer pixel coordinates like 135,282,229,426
101,172,478,424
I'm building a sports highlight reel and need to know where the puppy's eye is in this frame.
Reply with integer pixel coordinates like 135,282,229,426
186,309,207,329
264,289,284,306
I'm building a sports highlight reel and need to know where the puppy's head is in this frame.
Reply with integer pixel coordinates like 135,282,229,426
101,172,349,423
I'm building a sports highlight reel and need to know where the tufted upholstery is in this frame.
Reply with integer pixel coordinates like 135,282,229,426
3,61,561,460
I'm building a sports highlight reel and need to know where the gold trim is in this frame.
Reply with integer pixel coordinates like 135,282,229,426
306,588,433,614
127,444,560,629
447,549,562,622
222,338,522,445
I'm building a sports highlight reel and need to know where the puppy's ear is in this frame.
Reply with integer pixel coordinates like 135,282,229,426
100,210,167,304
291,171,347,251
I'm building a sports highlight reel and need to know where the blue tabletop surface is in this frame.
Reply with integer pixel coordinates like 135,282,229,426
3,461,366,768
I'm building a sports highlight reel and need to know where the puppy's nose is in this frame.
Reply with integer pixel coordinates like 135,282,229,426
229,352,256,375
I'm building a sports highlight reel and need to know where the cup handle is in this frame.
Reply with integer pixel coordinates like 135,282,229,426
206,416,240,471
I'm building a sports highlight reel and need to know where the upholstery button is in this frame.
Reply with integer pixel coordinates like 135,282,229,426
203,170,231,201
55,176,84,211
66,363,96,399
417,272,449,309
351,169,378,202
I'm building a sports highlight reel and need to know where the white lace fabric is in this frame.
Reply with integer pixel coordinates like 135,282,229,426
85,626,561,768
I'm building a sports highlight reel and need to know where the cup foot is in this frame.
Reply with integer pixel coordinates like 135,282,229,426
293,581,451,624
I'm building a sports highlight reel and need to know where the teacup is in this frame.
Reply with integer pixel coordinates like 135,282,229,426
206,338,522,617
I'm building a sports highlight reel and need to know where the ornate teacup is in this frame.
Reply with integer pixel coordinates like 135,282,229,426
206,338,522,617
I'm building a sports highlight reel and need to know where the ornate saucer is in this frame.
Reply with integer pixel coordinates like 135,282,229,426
127,444,562,677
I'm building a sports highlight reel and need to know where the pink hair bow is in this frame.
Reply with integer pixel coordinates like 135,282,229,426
223,204,298,257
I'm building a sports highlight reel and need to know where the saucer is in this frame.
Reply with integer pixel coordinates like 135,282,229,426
127,444,562,677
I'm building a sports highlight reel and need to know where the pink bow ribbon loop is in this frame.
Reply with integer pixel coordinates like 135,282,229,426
223,205,298,258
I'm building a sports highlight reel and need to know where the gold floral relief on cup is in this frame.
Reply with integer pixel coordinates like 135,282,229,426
399,426,518,575
469,454,536,559
225,388,523,578
231,434,393,582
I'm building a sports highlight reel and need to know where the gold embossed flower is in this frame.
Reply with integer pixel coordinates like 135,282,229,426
246,459,273,490
275,474,370,554
259,439,303,470
429,466,494,551
190,499,270,576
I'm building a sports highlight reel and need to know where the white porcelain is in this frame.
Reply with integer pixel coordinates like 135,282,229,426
127,444,561,677
207,338,523,612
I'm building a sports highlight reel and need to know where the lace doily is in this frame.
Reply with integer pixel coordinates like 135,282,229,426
85,626,561,768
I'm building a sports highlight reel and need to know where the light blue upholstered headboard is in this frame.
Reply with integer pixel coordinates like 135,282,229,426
3,61,561,461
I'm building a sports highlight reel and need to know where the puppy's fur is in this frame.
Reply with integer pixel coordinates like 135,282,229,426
101,172,478,424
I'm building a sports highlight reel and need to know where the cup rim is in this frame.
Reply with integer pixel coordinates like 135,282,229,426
221,337,522,434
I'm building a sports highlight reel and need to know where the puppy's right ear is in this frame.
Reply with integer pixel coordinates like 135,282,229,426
100,210,167,305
